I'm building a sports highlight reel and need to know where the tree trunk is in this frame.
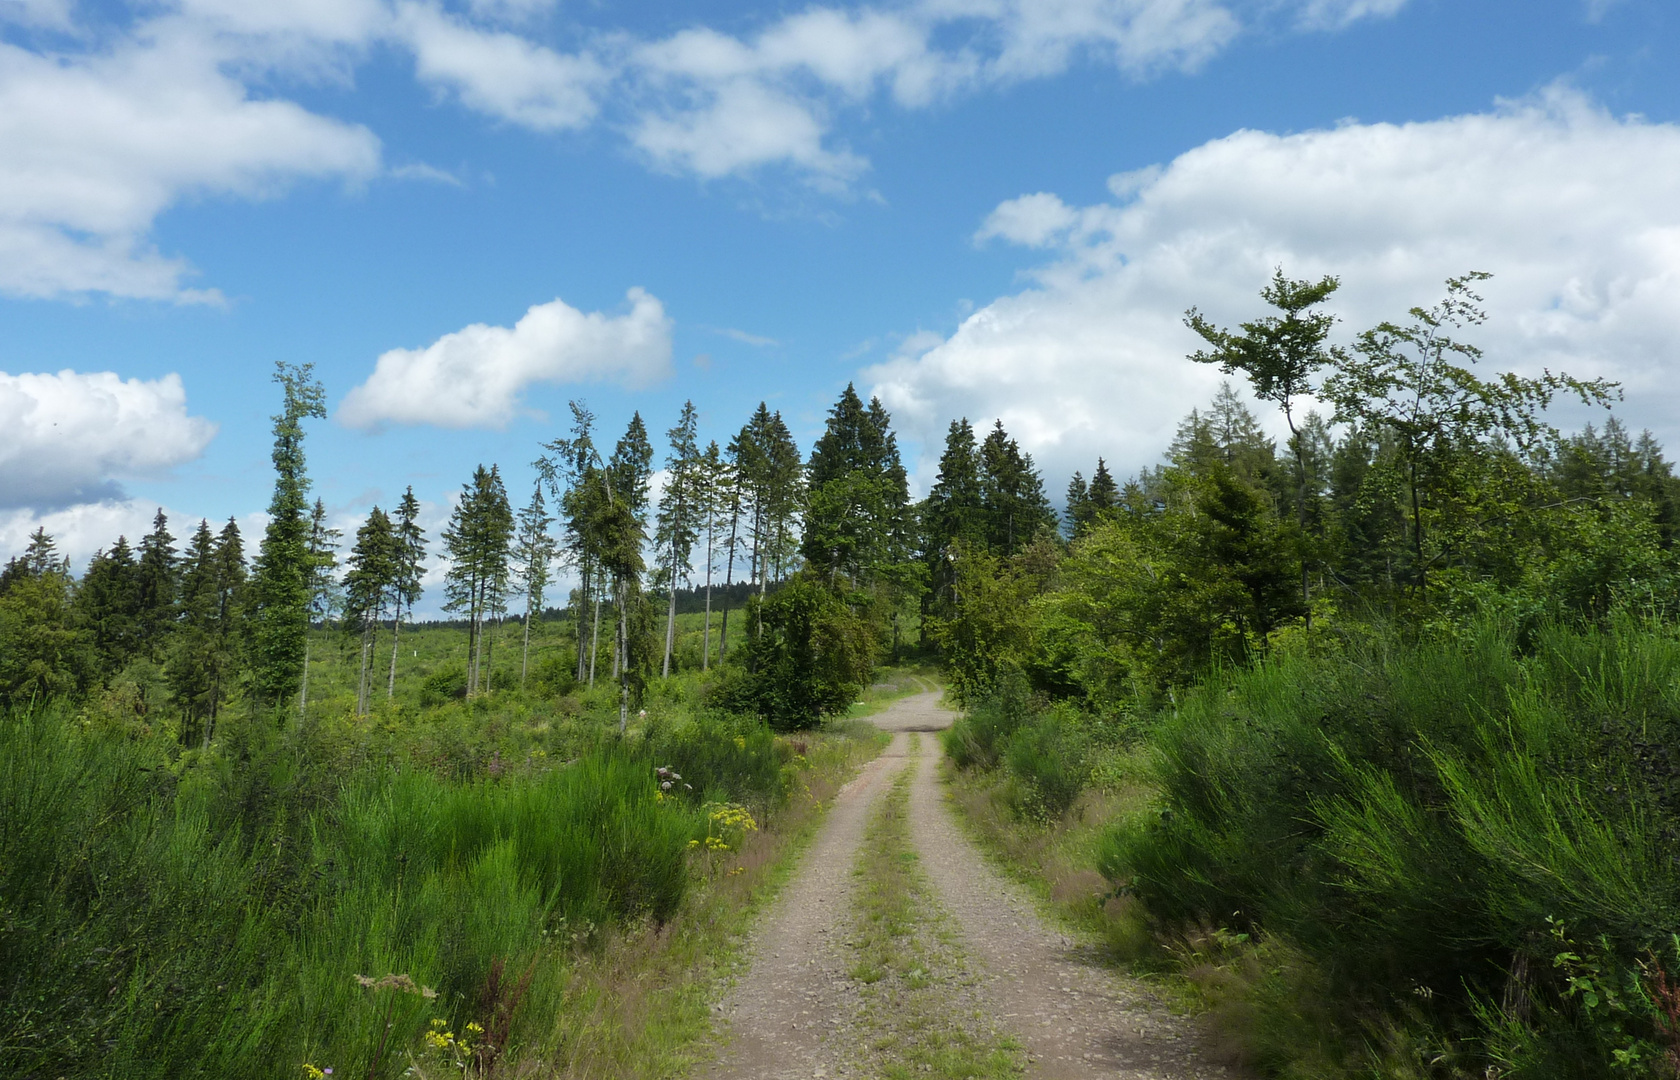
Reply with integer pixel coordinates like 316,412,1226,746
617,577,630,734
589,585,602,688
521,601,533,689
300,637,311,720
702,522,714,671
357,625,372,716
1286,412,1312,631
575,555,591,683
388,611,401,699
662,572,678,678
720,499,740,660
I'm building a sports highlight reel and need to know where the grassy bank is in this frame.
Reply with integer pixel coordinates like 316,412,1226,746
0,694,885,1079
942,616,1680,1078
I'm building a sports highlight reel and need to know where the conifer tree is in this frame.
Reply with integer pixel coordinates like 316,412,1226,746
536,402,602,683
77,535,141,678
695,440,729,668
134,509,178,653
388,487,427,697
301,498,341,717
923,418,984,611
607,415,653,714
168,521,219,741
977,420,1055,557
248,362,327,714
1064,472,1089,538
443,466,514,695
510,481,555,689
655,401,702,677
345,506,399,715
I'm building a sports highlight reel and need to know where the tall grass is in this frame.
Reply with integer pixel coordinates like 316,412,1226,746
0,704,714,1079
1099,614,1680,1076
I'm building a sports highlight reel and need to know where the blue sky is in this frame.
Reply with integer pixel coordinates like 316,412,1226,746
3,0,1679,602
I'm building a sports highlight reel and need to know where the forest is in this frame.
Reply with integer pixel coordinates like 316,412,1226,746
4,270,1680,1078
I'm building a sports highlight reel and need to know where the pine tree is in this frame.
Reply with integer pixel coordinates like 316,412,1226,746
511,481,556,689
923,419,984,613
78,536,141,678
443,466,514,696
978,420,1055,557
206,519,245,741
696,440,729,670
655,401,702,677
388,487,427,697
301,498,342,718
536,401,602,684
0,529,82,704
345,507,399,715
134,509,178,653
1065,472,1089,538
607,415,653,722
803,384,907,586
1086,458,1119,517
248,362,328,714
168,520,219,742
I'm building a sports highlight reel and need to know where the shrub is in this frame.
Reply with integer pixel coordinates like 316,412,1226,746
1004,713,1088,820
709,574,877,730
941,673,1033,770
1100,613,1680,1075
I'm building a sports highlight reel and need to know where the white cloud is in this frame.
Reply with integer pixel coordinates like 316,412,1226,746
395,2,606,131
339,288,675,430
975,192,1079,247
867,88,1680,489
0,370,218,509
0,27,382,300
1293,0,1408,31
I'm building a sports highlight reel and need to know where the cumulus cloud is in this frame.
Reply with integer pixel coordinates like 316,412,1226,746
867,88,1680,489
0,27,382,300
396,2,606,131
0,370,218,509
339,288,674,430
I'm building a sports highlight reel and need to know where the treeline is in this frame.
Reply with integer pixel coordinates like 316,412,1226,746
938,273,1680,1078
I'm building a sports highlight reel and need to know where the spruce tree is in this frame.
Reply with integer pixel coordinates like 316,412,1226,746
134,509,178,653
923,418,984,612
655,401,702,677
344,507,398,715
388,487,427,697
167,520,219,741
77,536,141,678
978,420,1055,557
443,466,514,695
248,362,327,714
511,481,556,689
301,498,342,717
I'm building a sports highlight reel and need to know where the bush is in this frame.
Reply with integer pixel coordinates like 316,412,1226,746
419,664,467,706
1100,613,1680,1075
941,673,1033,770
1004,713,1088,820
643,714,786,811
710,574,877,730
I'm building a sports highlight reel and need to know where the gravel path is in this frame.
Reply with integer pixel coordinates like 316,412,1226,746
706,689,1227,1080
702,729,912,1079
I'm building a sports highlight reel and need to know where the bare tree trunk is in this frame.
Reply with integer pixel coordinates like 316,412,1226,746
521,600,533,689
720,504,739,660
357,626,372,716
300,638,311,720
388,611,401,699
617,577,630,734
589,583,602,688
575,556,591,682
662,567,678,678
702,518,714,671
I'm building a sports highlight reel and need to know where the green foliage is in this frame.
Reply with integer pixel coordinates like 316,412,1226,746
1098,615,1680,1076
0,695,802,1079
712,574,878,730
248,362,328,710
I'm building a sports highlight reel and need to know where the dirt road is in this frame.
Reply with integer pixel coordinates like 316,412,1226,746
704,690,1225,1080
